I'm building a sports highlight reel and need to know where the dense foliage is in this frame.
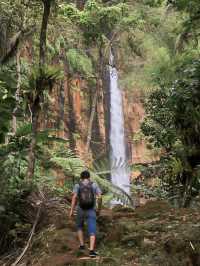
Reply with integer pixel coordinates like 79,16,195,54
141,1,200,206
0,0,200,259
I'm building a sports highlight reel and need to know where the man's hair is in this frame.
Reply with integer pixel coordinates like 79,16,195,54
80,170,90,179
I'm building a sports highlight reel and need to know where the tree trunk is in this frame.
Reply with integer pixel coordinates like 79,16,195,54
86,88,98,152
12,49,21,133
27,103,39,180
39,0,51,67
182,175,194,207
27,0,51,180
0,19,7,61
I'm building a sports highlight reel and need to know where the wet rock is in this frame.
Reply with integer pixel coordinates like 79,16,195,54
121,234,143,247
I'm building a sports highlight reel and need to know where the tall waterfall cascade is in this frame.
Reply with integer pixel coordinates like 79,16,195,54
109,50,130,196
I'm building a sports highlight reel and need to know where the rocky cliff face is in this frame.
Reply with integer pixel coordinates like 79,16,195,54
38,73,107,163
123,89,160,165
40,74,158,167
22,41,158,168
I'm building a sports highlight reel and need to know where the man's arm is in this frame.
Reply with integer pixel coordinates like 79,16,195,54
96,193,102,215
94,183,102,215
69,193,77,217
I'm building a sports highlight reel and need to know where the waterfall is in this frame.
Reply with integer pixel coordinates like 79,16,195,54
109,50,130,197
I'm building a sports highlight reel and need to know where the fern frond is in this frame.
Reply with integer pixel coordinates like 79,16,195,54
16,123,32,137
91,172,134,207
23,65,63,94
50,156,85,177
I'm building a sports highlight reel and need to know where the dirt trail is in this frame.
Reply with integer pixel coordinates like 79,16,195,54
22,201,200,266
28,209,112,266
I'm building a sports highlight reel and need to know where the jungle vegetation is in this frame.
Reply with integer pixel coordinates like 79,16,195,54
0,0,200,259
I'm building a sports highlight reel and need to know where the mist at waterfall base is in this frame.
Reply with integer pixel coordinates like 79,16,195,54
109,51,130,206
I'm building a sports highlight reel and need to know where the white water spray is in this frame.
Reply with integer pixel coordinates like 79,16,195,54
109,50,130,197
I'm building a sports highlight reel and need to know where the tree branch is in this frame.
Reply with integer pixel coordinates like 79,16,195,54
11,206,41,266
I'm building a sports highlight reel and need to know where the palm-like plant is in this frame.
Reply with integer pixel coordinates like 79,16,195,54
52,153,134,207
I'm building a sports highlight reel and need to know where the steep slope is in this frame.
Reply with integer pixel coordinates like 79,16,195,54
17,201,200,266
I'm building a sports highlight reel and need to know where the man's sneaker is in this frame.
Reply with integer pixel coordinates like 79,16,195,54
79,245,85,251
89,250,98,258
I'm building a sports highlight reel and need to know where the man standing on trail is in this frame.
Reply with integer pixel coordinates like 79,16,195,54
69,170,102,258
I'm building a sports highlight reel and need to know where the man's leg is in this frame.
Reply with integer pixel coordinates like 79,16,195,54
89,234,96,251
87,209,97,256
77,229,84,246
76,208,85,247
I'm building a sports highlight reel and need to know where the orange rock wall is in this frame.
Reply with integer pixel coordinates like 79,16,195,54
123,90,159,164
39,79,158,165
38,74,106,163
21,41,158,166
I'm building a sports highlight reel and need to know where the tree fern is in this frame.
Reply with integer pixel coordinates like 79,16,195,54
66,48,93,77
50,149,134,207
91,171,134,207
23,65,63,94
